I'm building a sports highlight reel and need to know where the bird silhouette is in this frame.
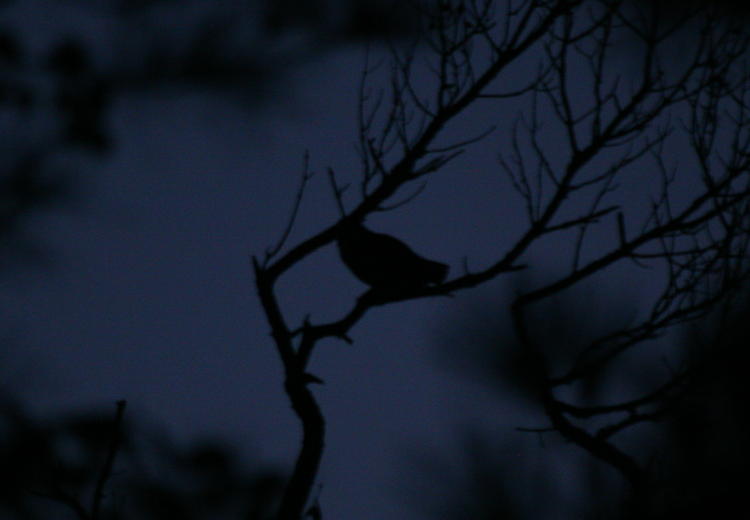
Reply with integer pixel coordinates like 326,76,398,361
336,221,448,290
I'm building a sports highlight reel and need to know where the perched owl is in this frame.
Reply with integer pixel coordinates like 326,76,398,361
337,222,448,290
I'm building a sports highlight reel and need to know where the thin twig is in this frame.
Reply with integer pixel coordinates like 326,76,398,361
264,152,314,264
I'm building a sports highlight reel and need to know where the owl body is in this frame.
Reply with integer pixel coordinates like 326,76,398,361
337,223,448,289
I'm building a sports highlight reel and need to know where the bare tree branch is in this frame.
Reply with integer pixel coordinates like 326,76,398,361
255,1,750,516
264,152,314,265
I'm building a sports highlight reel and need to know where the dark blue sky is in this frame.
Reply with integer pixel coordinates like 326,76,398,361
4,1,744,518
1,15,538,516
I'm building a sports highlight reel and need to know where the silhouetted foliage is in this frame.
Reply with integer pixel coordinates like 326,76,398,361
409,430,533,519
262,0,420,41
429,284,750,518
0,28,102,261
0,396,284,519
623,296,750,518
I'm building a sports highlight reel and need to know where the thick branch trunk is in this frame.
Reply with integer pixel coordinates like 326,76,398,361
276,378,325,520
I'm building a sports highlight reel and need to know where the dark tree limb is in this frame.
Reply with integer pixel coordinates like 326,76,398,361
256,1,750,516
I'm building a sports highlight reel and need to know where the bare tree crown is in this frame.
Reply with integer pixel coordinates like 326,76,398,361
255,1,750,517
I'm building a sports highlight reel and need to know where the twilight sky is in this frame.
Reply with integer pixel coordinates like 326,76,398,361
3,1,743,518
1,4,547,518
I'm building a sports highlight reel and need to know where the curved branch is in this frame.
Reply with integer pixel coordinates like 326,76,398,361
510,300,645,487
